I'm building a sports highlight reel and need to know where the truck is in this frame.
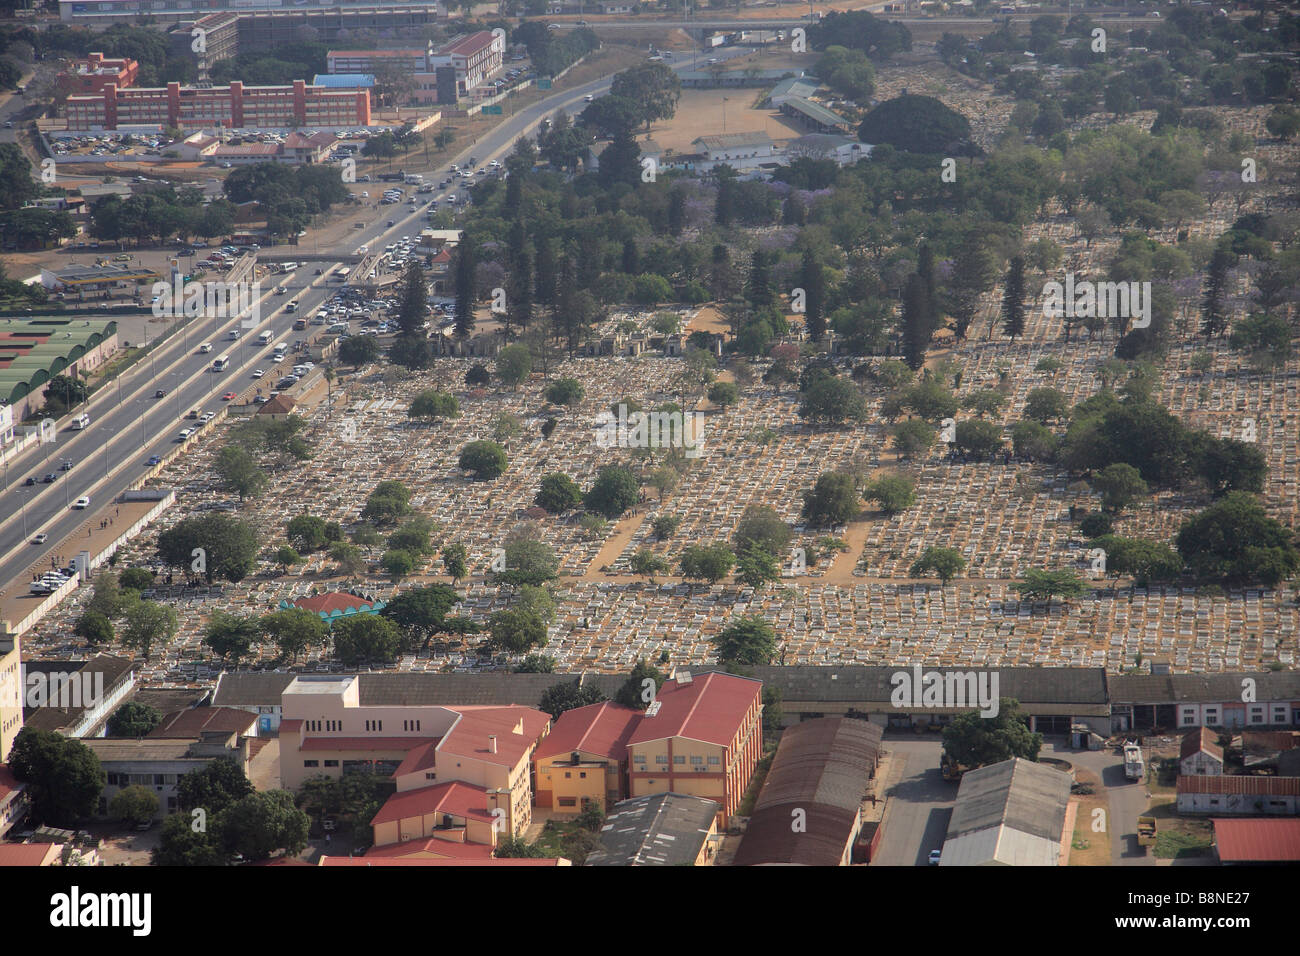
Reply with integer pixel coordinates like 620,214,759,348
1137,816,1157,848
1123,740,1145,781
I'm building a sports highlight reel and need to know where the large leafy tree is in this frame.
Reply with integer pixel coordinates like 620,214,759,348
712,615,777,666
942,698,1042,770
156,515,260,584
176,756,255,814
218,790,310,862
1176,492,1299,586
107,701,162,737
538,680,607,719
614,660,667,710
802,472,861,526
858,93,972,154
261,607,328,663
609,62,681,132
680,543,735,585
203,610,262,666
583,465,640,520
8,728,105,826
381,584,462,650
331,615,402,665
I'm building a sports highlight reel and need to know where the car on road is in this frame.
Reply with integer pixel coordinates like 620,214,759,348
275,286,287,294
24,476,35,486
387,219,395,227
177,428,194,441
200,412,215,423
42,473,56,483
154,388,166,398
147,455,163,465
928,849,942,866
31,533,48,545
73,496,90,509
3,121,12,129
59,461,73,471
584,94,594,102
221,391,237,401
315,267,324,275
199,342,212,353
252,368,264,378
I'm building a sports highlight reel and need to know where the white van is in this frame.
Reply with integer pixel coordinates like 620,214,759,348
273,343,287,360
282,262,298,272
199,342,213,354
70,413,90,430
257,330,273,345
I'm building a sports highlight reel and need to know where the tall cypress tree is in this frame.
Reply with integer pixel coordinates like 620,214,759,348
1001,256,1026,341
917,243,940,336
622,237,640,276
902,273,930,370
453,237,477,341
947,234,996,341
667,187,686,236
746,249,772,308
801,248,826,343
1201,245,1235,338
395,260,428,336
535,238,558,310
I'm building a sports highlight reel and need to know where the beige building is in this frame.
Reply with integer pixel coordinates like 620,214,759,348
277,675,549,840
0,637,20,763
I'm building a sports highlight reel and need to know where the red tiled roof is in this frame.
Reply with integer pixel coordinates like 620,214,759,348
1178,774,1300,796
321,854,562,866
300,736,426,752
258,394,297,416
279,718,303,737
0,843,60,866
290,591,374,615
148,706,258,738
1213,818,1300,862
1180,727,1224,761
626,673,761,748
535,701,640,762
364,837,496,860
437,705,549,767
392,739,441,777
369,780,495,826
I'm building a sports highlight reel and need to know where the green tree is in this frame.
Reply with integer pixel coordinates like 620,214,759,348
8,728,106,826
214,444,269,504
544,378,585,406
910,546,967,584
495,343,533,390
615,660,667,710
156,515,260,584
74,610,114,647
1014,568,1088,607
630,549,669,582
338,334,380,368
733,504,793,557
735,545,782,589
1091,462,1148,513
176,757,254,814
857,94,972,154
110,785,160,826
802,472,861,526
1024,387,1068,423
498,538,560,586
381,583,462,650
218,790,310,862
712,615,777,666
120,599,179,659
203,610,262,666
442,542,468,583
459,440,509,480
514,654,557,673
409,389,460,421
680,543,735,584
361,480,412,524
286,513,328,553
1176,492,1299,586
584,465,640,519
953,419,1004,458
942,698,1042,770
800,375,868,425
152,813,230,867
892,418,936,460
107,701,162,738
538,680,608,719
1001,256,1026,340
261,607,328,664
488,607,548,653
381,549,418,579
536,473,583,514
332,614,402,665
864,475,917,515
119,567,154,591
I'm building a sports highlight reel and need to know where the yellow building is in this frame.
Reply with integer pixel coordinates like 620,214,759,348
0,637,21,763
626,672,763,827
277,675,549,841
534,701,640,815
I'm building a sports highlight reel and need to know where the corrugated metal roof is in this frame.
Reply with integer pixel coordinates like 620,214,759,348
946,757,1071,844
587,793,718,866
1213,818,1300,861
1178,774,1300,796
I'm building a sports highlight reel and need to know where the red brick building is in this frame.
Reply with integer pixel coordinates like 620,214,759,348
57,53,139,97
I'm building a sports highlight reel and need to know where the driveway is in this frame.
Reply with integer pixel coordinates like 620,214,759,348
871,736,956,866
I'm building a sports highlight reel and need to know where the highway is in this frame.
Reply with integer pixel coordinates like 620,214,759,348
0,45,745,593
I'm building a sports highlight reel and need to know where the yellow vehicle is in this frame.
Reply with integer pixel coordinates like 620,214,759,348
1137,816,1156,848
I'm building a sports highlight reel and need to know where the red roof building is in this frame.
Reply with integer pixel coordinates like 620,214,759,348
534,701,641,814
1213,818,1300,862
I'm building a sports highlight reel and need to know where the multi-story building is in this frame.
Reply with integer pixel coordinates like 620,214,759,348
84,730,252,818
276,675,549,839
57,53,139,97
61,0,445,28
326,32,503,102
628,672,763,827
0,638,20,764
64,79,370,132
534,700,640,814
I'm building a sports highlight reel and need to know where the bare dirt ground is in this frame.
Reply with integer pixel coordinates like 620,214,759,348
647,88,807,154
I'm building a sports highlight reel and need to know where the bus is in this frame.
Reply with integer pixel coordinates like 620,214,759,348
212,355,230,372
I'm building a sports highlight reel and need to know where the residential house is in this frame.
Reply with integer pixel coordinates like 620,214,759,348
534,700,641,814
1180,727,1225,776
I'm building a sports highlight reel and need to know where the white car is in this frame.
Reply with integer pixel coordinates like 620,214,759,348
31,533,48,545
177,428,194,441
73,496,90,509
928,849,942,866
252,368,265,378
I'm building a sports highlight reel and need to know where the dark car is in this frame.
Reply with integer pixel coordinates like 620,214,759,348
24,476,35,486
59,461,73,471
154,388,166,398
147,455,163,465
43,473,56,483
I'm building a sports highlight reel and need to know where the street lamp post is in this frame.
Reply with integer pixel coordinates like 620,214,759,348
102,427,114,479
63,460,71,508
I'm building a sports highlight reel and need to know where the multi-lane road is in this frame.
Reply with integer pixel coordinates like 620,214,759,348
0,46,746,590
